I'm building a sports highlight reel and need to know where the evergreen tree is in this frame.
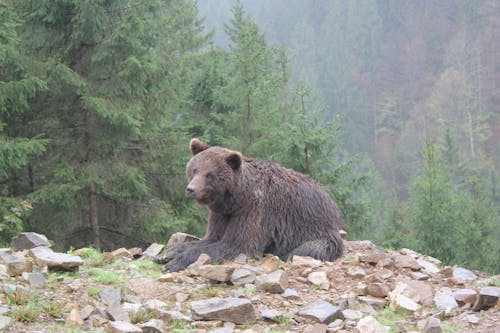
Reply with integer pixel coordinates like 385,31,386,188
0,3,47,244
15,0,208,249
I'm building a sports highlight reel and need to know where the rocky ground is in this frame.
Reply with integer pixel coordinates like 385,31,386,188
0,232,499,333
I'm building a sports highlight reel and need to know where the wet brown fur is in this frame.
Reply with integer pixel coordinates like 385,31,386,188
156,138,344,271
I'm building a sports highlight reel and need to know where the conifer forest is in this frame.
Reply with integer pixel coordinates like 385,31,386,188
1,1,499,273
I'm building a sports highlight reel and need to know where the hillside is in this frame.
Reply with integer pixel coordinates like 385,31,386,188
0,232,499,332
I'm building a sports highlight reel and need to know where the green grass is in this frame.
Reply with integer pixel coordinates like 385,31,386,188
84,267,123,285
41,300,64,318
375,307,415,333
274,314,294,330
442,321,462,333
77,247,105,267
6,289,31,306
11,300,40,323
85,286,101,298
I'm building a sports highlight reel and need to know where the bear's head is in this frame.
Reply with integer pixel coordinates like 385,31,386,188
185,138,242,206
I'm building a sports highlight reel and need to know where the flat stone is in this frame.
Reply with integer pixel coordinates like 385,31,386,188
190,297,256,324
11,232,51,251
358,296,387,309
141,243,164,259
111,248,132,259
297,300,343,324
231,268,256,285
452,267,477,281
472,286,500,311
453,289,477,306
353,315,388,333
405,280,434,307
27,272,46,288
108,321,143,333
106,303,130,322
359,251,387,265
346,266,366,278
291,256,323,268
29,247,82,271
192,264,235,282
261,308,283,322
101,286,122,306
0,315,11,330
465,314,480,324
421,316,442,333
80,305,95,320
342,309,362,321
304,323,328,333
138,319,165,333
417,259,440,274
166,232,200,249
410,272,429,280
434,287,458,311
307,271,330,290
390,293,420,312
260,255,282,273
66,308,84,326
257,269,288,293
393,255,421,270
282,288,300,299
128,247,143,258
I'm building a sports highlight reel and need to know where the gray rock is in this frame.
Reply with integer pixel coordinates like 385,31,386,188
2,254,33,276
190,297,256,324
421,316,442,333
453,289,477,306
101,286,122,306
27,272,46,288
141,243,164,259
260,308,283,322
29,247,83,271
282,288,300,299
359,251,387,265
346,266,367,278
139,319,166,333
434,287,458,311
304,323,328,333
11,232,51,251
365,283,390,298
472,286,500,311
342,309,362,321
0,315,11,330
291,256,323,268
452,267,477,281
108,321,143,333
393,255,421,270
80,305,95,320
465,314,480,324
106,303,130,322
307,271,330,290
231,268,256,285
256,269,288,293
297,300,343,324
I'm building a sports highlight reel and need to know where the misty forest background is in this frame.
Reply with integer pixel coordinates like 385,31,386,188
1,0,499,273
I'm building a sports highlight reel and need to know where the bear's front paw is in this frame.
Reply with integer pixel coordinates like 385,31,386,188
162,257,190,272
153,243,189,264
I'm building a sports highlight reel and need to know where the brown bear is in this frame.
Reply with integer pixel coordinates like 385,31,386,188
155,138,344,272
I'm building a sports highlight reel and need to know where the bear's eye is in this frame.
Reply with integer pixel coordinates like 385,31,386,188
206,172,214,180
192,168,197,175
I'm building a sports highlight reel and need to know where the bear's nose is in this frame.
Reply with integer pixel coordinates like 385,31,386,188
185,185,196,198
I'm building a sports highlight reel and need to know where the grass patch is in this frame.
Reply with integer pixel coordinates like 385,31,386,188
375,307,414,333
78,247,105,267
86,286,101,298
274,314,294,330
41,300,65,318
85,267,123,285
6,289,31,306
130,308,155,324
243,284,257,296
11,300,40,323
442,321,462,333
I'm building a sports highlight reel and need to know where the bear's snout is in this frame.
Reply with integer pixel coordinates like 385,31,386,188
185,185,196,198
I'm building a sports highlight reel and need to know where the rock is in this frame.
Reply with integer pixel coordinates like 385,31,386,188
297,300,343,324
108,321,143,333
282,288,300,299
190,297,256,324
106,303,130,322
175,292,189,303
143,299,167,311
11,232,51,251
0,315,11,330
342,309,362,321
389,293,420,312
417,259,440,274
260,255,282,273
304,323,328,333
393,255,421,270
452,267,477,281
465,314,480,324
260,308,283,322
29,247,83,271
141,243,164,259
80,305,95,320
346,266,367,278
3,254,33,276
307,271,330,290
353,315,388,333
358,296,387,309
365,283,390,298
231,268,256,285
472,286,500,311
192,264,235,282
139,319,166,333
359,251,387,265
111,248,132,259
156,310,190,323
27,272,46,288
128,247,143,258
421,316,442,333
404,280,434,307
66,308,84,326
188,253,212,269
410,272,429,281
166,232,200,249
101,286,122,306
453,289,477,306
434,287,458,311
291,256,323,268
256,269,288,293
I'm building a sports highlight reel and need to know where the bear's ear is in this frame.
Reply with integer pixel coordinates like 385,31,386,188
225,152,242,170
190,138,209,156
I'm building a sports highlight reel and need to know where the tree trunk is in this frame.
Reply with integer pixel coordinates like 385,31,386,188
89,182,101,249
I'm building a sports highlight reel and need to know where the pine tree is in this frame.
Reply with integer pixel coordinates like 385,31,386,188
0,2,47,243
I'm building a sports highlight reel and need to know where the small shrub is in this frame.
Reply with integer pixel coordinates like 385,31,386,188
11,301,40,323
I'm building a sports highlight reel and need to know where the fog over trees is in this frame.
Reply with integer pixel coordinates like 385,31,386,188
1,0,499,273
